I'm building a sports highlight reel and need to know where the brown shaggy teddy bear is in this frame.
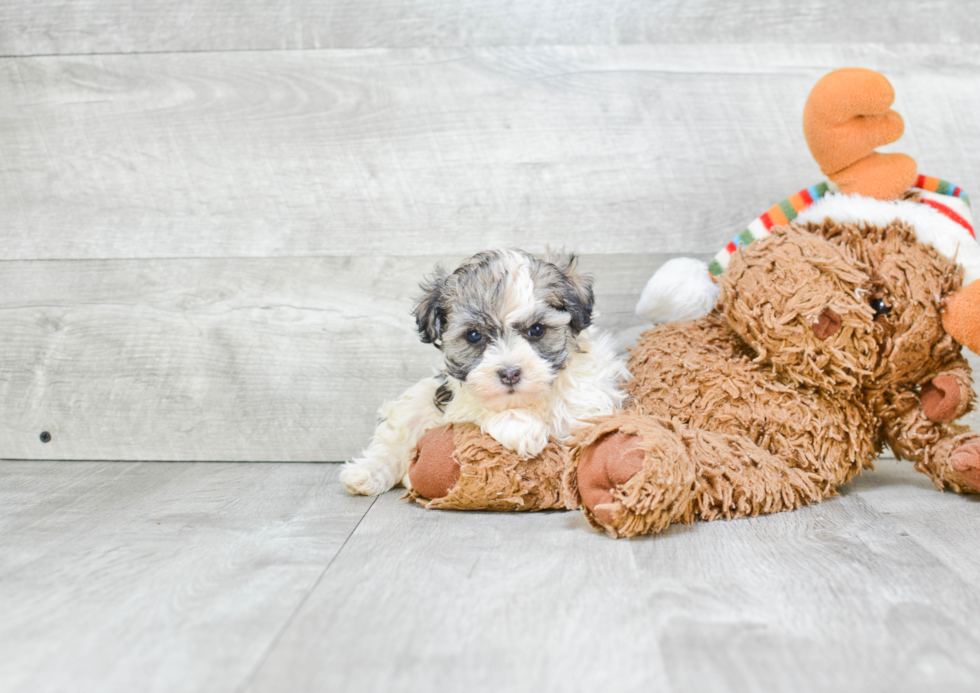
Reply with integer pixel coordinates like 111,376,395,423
406,68,980,537
568,67,980,537
572,219,980,537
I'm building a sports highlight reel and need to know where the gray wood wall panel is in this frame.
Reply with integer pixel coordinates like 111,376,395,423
3,42,980,460
4,28,980,461
0,253,662,461
3,45,980,261
2,1,979,56
0,461,374,692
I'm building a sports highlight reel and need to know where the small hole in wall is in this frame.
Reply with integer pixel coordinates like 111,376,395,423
40,431,51,443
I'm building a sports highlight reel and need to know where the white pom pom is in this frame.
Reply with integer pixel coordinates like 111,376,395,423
635,257,719,324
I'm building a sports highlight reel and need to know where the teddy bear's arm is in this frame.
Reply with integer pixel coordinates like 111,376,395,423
407,423,571,511
884,386,980,493
920,362,974,422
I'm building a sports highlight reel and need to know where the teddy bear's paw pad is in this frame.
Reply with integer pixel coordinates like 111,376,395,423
576,432,645,527
921,373,963,422
950,439,980,493
409,425,461,500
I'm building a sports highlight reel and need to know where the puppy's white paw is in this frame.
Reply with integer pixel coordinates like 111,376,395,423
484,410,549,459
340,463,393,496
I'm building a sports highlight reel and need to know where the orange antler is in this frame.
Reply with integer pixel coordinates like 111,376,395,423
802,68,917,200
943,279,980,355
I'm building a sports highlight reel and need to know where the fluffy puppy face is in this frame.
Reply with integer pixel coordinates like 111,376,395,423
414,249,594,409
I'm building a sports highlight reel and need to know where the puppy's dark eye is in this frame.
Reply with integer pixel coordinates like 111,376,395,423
870,298,891,318
525,324,546,340
465,330,483,344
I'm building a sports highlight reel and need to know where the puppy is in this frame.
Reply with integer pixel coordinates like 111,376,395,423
341,248,628,496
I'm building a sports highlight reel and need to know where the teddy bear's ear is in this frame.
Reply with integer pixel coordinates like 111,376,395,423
943,279,980,354
414,266,450,346
549,252,594,333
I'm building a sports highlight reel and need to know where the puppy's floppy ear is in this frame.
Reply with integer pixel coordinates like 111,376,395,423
550,252,594,333
414,266,450,346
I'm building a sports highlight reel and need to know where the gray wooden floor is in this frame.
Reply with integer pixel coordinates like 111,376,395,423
3,460,980,692
5,1,980,691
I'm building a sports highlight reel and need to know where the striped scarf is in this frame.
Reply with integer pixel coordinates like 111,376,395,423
707,175,973,277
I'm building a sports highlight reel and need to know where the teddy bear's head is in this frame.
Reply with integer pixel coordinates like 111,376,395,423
720,225,879,392
720,221,969,396
812,218,963,391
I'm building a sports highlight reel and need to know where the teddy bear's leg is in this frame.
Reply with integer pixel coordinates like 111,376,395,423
569,413,697,538
406,423,570,511
753,413,875,497
574,431,647,528
569,413,825,538
682,428,826,522
916,430,980,494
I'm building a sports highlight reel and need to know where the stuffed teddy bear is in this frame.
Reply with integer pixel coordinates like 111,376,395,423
407,68,980,538
573,220,980,537
571,68,980,537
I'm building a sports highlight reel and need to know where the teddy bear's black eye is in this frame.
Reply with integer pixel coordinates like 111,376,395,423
869,298,891,317
465,329,483,344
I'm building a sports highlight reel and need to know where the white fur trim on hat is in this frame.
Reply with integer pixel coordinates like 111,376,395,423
795,193,980,284
635,257,719,324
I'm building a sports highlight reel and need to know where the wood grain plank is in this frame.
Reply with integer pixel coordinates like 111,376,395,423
241,478,980,693
851,459,980,582
0,461,373,693
3,45,980,260
2,1,979,56
0,253,661,461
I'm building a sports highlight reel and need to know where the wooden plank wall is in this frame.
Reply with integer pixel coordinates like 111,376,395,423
2,2,980,461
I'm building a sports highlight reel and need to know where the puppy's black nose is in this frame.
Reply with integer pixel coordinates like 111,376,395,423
498,367,521,387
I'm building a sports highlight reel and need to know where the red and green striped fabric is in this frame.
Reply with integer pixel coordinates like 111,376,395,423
707,176,973,278
916,174,970,204
707,181,837,277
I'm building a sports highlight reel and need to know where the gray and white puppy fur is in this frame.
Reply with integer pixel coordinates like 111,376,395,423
341,248,629,497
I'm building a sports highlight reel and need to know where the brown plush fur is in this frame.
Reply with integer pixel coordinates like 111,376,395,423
565,413,822,538
571,222,980,537
405,423,570,511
